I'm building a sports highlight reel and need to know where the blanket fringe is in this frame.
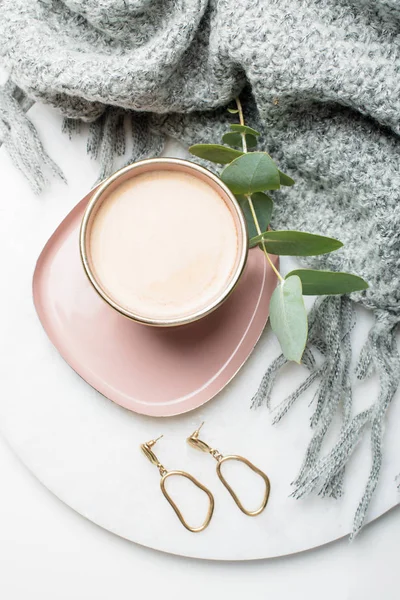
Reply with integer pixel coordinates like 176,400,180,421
86,107,127,181
128,112,165,167
1,80,165,191
252,296,400,537
352,309,400,536
87,109,165,183
0,81,65,193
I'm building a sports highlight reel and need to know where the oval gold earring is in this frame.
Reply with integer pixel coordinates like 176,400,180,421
140,435,214,533
187,423,270,517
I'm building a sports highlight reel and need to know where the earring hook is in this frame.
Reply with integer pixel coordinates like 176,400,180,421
186,422,215,454
141,434,164,465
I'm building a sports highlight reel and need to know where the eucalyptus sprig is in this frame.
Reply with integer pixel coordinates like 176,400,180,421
189,97,368,363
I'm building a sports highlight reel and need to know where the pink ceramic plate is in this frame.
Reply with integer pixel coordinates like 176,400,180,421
33,189,278,417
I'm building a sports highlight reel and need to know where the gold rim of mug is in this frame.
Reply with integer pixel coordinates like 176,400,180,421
79,157,248,327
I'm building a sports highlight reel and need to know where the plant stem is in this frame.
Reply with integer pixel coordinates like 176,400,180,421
235,97,284,283
235,97,248,152
246,194,283,281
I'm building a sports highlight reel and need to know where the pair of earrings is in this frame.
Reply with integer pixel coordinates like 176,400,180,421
141,422,271,533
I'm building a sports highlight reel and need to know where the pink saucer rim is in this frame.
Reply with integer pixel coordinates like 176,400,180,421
32,190,277,418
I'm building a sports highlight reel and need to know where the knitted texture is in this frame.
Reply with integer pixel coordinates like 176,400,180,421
1,0,399,536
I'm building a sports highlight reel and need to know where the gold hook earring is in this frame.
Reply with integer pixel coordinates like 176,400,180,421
187,423,270,517
140,435,214,533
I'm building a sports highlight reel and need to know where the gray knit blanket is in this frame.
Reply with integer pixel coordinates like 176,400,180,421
1,0,399,536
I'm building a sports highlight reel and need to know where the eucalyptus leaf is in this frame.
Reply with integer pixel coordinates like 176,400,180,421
286,269,369,295
249,230,343,255
279,170,295,186
189,144,243,164
245,134,258,148
220,152,280,194
269,275,308,363
222,132,257,149
237,193,274,240
222,132,241,147
230,124,261,137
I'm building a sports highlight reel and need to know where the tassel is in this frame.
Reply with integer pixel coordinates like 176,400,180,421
62,117,82,139
87,109,165,184
0,81,65,193
128,112,165,164
87,114,105,161
87,107,126,179
352,311,400,536
253,296,400,536
97,107,126,181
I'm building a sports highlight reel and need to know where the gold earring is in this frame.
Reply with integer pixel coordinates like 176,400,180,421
140,435,214,533
187,423,270,517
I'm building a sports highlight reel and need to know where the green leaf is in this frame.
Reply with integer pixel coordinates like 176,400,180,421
249,230,343,256
286,269,369,295
269,275,308,363
222,132,242,147
222,132,257,149
220,152,280,194
189,144,243,164
227,108,239,114
230,124,261,137
237,193,274,241
245,134,258,149
278,170,295,186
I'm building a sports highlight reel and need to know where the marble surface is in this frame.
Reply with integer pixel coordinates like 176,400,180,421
0,101,399,560
1,433,399,600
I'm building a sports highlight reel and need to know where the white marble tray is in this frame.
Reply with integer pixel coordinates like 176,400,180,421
0,102,398,560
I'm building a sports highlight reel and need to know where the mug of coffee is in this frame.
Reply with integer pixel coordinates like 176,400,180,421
80,158,248,326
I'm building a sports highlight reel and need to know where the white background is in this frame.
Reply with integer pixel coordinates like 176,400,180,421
0,434,399,599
